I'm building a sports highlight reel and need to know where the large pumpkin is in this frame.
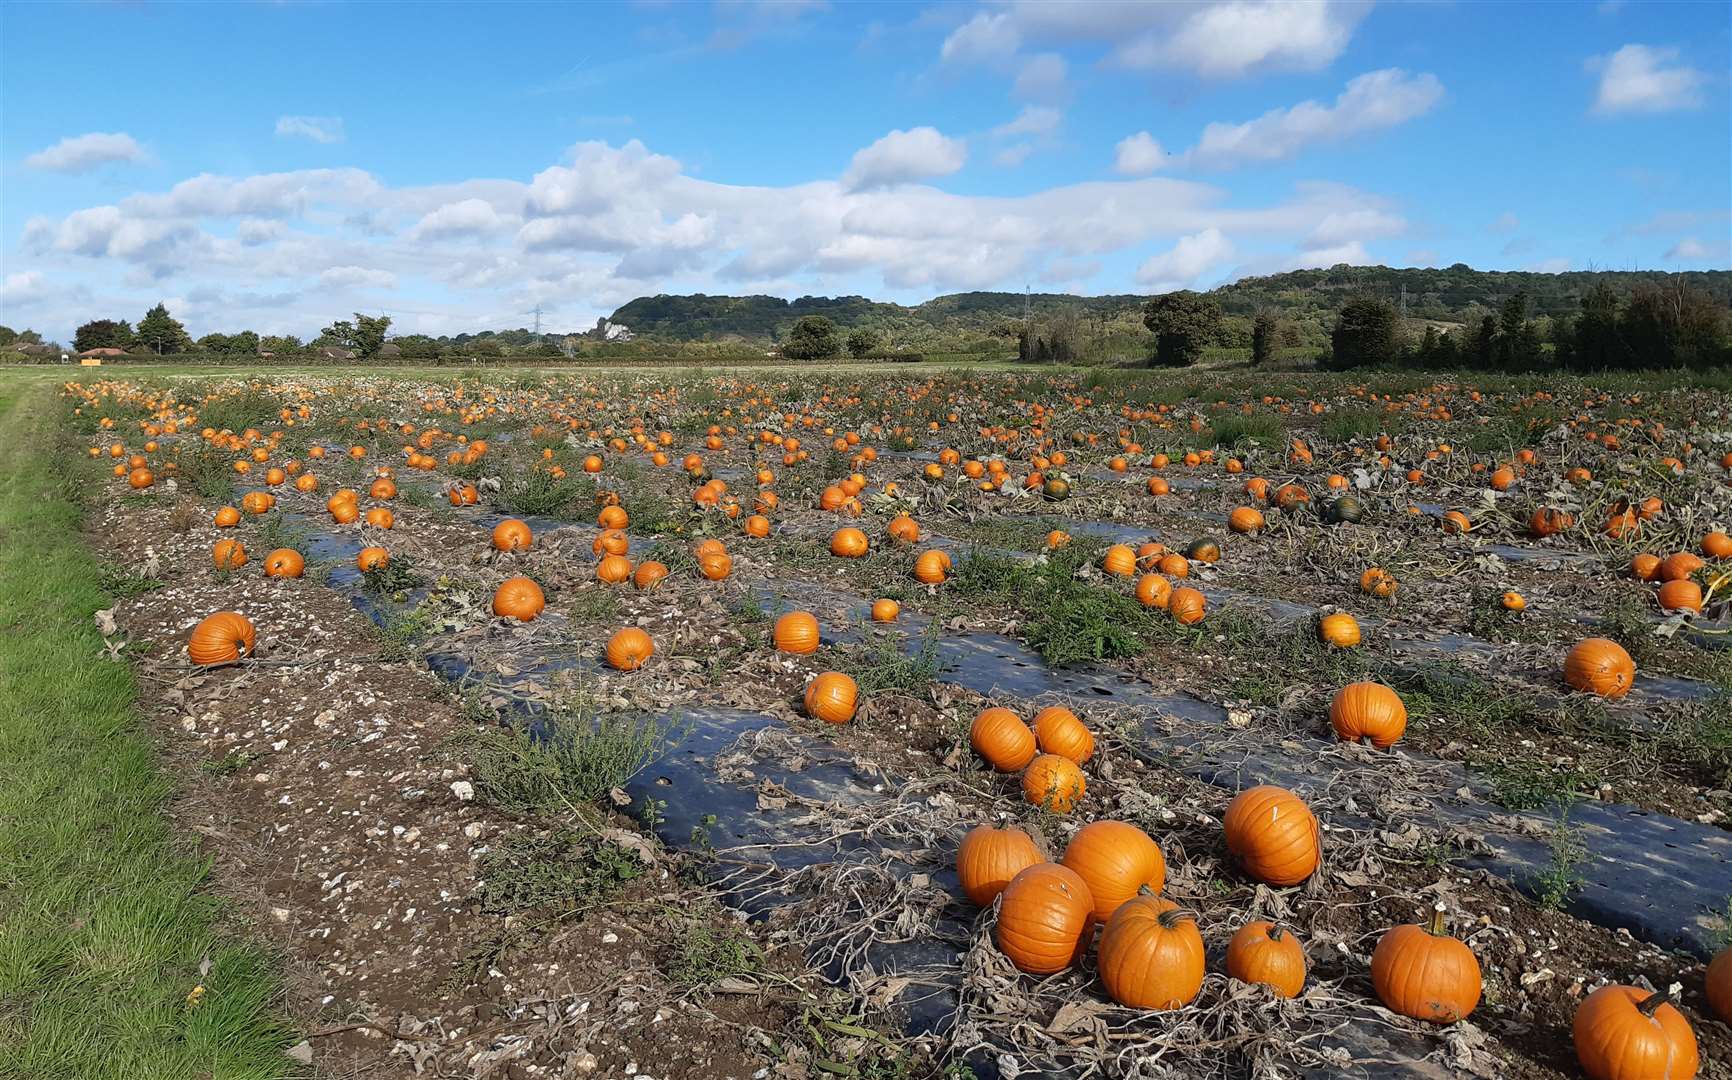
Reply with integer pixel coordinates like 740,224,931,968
773,611,821,654
606,627,655,671
1225,921,1306,999
1061,820,1166,922
1564,638,1635,698
803,671,858,724
994,863,1095,975
1222,785,1319,886
1370,907,1481,1024
913,549,951,584
262,548,305,578
1032,705,1094,764
957,824,1043,907
632,561,669,590
187,611,256,666
212,539,248,570
830,527,869,558
492,576,546,621
1097,891,1204,1010
1168,587,1206,625
1572,986,1699,1080
971,707,1037,772
1021,754,1086,812
492,518,533,552
1656,579,1703,613
1329,682,1407,748
1102,545,1138,577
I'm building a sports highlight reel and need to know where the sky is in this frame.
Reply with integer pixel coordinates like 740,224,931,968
1,0,1728,343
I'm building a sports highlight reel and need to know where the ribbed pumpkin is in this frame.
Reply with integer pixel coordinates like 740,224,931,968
1168,587,1206,625
994,863,1095,975
971,707,1037,772
1572,986,1699,1080
1102,544,1138,577
330,499,360,524
1370,907,1481,1024
1656,579,1703,613
773,611,821,654
803,671,858,724
1222,785,1319,886
632,560,669,590
913,549,951,584
212,539,248,570
492,576,546,621
363,507,394,530
698,550,732,580
241,491,275,514
886,515,921,545
606,627,655,671
1185,537,1221,563
1061,820,1166,922
1564,637,1635,698
1097,891,1204,1010
1134,573,1172,609
1033,705,1094,764
214,506,241,528
1360,567,1397,597
957,824,1043,907
1329,682,1407,749
1704,531,1732,559
743,513,771,538
492,518,533,552
871,598,900,622
1228,507,1265,534
1021,754,1086,813
596,555,634,584
1630,554,1662,581
262,548,305,578
187,611,256,666
830,527,869,558
598,504,628,530
1157,552,1189,578
1658,552,1704,582
1318,612,1361,647
368,477,396,499
1225,921,1306,999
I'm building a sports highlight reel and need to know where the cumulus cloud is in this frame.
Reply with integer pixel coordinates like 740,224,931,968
841,127,967,190
24,132,147,173
1180,69,1443,170
1665,237,1729,261
1,271,50,304
1114,132,1166,176
1589,44,1705,114
276,115,345,143
941,12,1019,64
319,265,396,289
1135,228,1235,290
994,144,1036,168
409,198,505,240
993,106,1062,138
1013,53,1068,102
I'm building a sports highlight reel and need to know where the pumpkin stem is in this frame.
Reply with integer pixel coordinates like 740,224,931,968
1157,907,1197,929
1265,923,1286,942
1636,985,1679,1017
1425,904,1449,937
1136,884,1158,898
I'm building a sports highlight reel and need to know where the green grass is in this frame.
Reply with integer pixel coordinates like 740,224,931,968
475,829,645,915
463,699,682,818
0,379,296,1078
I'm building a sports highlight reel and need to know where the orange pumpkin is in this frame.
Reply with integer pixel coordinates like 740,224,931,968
1021,754,1086,812
1228,507,1265,535
1097,891,1204,1010
492,576,546,621
356,546,390,572
698,550,733,580
1225,921,1306,999
1707,947,1731,1022
187,611,256,666
971,707,1037,772
1329,682,1407,748
994,863,1095,975
1360,567,1397,598
596,555,634,584
262,548,305,578
1659,552,1704,582
1630,553,1662,581
1061,820,1166,922
886,515,921,545
1704,531,1732,559
597,504,628,530
1168,587,1206,625
363,507,394,530
1564,637,1635,698
913,549,951,584
773,611,821,654
1657,579,1703,613
492,519,533,552
956,824,1043,907
1318,612,1361,647
1032,705,1093,764
1572,986,1699,1080
1101,544,1138,577
632,560,669,590
606,627,655,671
1134,573,1172,609
212,539,248,570
214,506,241,528
1370,907,1481,1024
803,671,858,724
830,527,869,558
1157,552,1189,579
1222,785,1319,886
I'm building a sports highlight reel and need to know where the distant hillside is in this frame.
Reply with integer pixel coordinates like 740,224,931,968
610,267,1731,346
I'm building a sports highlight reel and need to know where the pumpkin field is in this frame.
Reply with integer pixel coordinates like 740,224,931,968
18,366,1732,1079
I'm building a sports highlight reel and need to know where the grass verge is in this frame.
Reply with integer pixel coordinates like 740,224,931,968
0,378,295,1078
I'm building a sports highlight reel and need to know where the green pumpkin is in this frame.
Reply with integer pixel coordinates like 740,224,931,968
1326,496,1365,524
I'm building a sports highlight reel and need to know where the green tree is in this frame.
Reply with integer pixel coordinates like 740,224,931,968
74,319,133,352
1329,297,1400,368
1620,283,1730,369
1571,283,1623,370
135,303,191,355
782,315,840,360
259,334,303,355
0,326,15,348
1141,291,1222,367
846,327,884,358
1250,311,1279,365
395,334,442,360
317,313,392,358
195,333,231,353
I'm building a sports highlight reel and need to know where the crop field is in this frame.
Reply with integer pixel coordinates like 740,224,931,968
12,365,1732,1079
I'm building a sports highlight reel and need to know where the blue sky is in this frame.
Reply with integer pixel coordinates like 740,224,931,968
2,0,1727,342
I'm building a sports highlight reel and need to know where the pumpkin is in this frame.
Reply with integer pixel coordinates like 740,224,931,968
1228,507,1265,534
1041,477,1071,501
1573,986,1699,1080
913,549,951,584
1045,529,1071,550
212,539,248,569
803,671,858,724
1097,891,1204,1009
1102,544,1138,577
1565,637,1635,698
1225,921,1306,999
1157,552,1189,578
363,507,394,529
1033,705,1094,764
127,466,154,489
773,611,821,654
1360,567,1397,598
1021,754,1086,812
957,824,1043,907
1500,591,1527,612
330,500,360,524
887,515,921,544
1325,496,1365,524
187,611,256,666
241,491,275,514
1135,573,1173,609
598,505,628,530
830,527,869,558
596,554,634,584
1441,510,1473,535
743,514,771,538
1630,553,1662,581
606,627,655,671
1370,906,1481,1024
1529,507,1575,537
1319,612,1361,648
1168,587,1206,625
632,560,669,590
368,477,397,500
1329,682,1407,749
263,548,305,578
871,598,900,622
698,550,733,580
595,529,630,557
492,576,546,621
492,519,533,552
1659,552,1704,582
1222,785,1319,886
1707,947,1731,1022
356,546,390,572
971,707,1037,772
1185,537,1221,563
214,506,241,528
994,863,1095,975
1704,531,1732,559
1061,820,1166,922
1657,579,1703,613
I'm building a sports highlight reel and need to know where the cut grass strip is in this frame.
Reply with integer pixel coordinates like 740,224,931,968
0,377,295,1079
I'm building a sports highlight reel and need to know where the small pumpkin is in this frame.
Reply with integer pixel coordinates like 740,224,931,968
492,576,546,621
1370,906,1481,1024
1021,754,1086,812
606,627,655,671
1033,705,1094,765
1097,891,1204,1010
1061,820,1166,922
263,548,305,578
1168,586,1206,625
994,863,1095,975
632,560,669,590
596,554,634,584
241,491,275,515
363,506,394,529
1500,591,1526,612
830,527,869,558
492,519,533,552
913,549,952,584
187,611,256,666
214,506,241,528
971,707,1037,772
773,611,821,654
871,598,900,622
1225,921,1306,999
356,546,390,572
1564,637,1635,698
1228,507,1265,534
1318,612,1361,648
1329,682,1407,749
957,824,1043,907
1572,985,1699,1080
1222,785,1319,886
212,539,248,570
1360,567,1397,597
1102,544,1138,577
803,671,858,724
1135,573,1173,609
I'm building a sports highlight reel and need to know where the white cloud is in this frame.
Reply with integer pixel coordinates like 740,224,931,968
276,116,346,143
993,106,1062,138
994,144,1036,168
1135,228,1235,290
1589,45,1705,114
1115,0,1367,79
841,127,967,190
236,219,287,246
1114,132,1166,176
1405,249,1439,266
1665,237,1729,261
1182,68,1444,170
1489,212,1519,234
1013,53,1068,102
409,198,505,240
319,266,396,289
1,271,49,304
24,132,147,173
1308,209,1406,247
941,12,1019,64
1523,258,1573,273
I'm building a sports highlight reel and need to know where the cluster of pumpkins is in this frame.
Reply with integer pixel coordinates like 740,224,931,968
1629,541,1732,616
